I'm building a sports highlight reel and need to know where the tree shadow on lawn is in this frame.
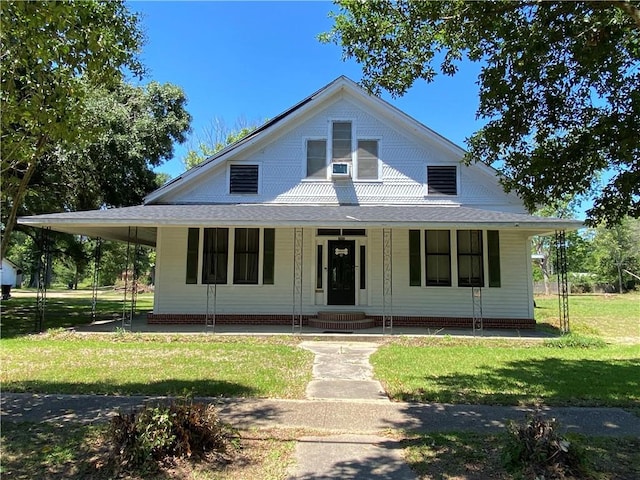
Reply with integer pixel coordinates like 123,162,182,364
393,357,640,408
2,379,259,415
1,297,149,339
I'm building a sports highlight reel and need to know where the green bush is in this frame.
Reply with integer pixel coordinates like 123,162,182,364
502,412,587,479
108,399,236,470
543,333,607,349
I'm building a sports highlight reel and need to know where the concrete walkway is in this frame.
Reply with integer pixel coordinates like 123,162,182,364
2,340,640,478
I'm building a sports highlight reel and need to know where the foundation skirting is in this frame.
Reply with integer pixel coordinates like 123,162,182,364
147,313,535,329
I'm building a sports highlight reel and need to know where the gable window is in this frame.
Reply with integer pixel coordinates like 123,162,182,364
425,230,451,286
457,230,483,287
427,166,457,195
234,228,260,284
332,121,352,162
229,164,259,194
306,139,327,178
357,140,379,180
202,228,228,284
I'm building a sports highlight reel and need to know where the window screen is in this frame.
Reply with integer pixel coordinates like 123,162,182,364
202,228,228,284
488,230,501,287
357,140,378,180
332,122,352,162
457,230,484,287
263,228,275,285
425,230,451,286
307,140,327,178
234,228,259,284
409,230,421,286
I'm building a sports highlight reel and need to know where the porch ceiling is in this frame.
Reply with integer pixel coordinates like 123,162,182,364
18,204,583,246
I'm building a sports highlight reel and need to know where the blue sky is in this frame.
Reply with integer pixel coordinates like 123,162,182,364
130,1,485,179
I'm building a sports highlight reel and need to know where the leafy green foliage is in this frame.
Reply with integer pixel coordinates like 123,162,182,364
108,399,236,471
323,0,640,226
503,413,587,479
0,0,146,258
183,118,259,169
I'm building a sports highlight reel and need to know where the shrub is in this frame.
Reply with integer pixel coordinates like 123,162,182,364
108,398,236,470
502,412,587,479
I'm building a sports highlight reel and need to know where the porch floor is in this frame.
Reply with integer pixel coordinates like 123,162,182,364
74,314,554,339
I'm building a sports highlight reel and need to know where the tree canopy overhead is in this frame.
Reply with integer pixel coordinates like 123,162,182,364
0,1,189,259
322,0,640,225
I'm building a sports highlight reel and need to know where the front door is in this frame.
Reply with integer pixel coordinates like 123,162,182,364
328,240,355,305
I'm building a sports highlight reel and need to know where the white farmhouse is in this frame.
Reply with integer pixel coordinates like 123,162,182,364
19,77,580,330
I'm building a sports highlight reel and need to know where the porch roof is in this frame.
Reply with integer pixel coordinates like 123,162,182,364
18,204,583,247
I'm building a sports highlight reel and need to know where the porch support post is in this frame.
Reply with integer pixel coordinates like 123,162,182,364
34,227,51,333
121,227,139,329
292,227,303,333
555,230,570,333
90,237,102,322
382,227,393,334
472,287,483,335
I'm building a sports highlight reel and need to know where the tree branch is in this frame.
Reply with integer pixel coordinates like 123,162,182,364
1,134,48,260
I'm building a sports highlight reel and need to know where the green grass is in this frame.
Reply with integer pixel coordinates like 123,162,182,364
0,333,313,398
372,338,640,407
0,422,298,480
0,289,154,339
535,293,640,341
402,432,640,480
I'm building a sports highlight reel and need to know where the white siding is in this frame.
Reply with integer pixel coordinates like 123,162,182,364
161,96,523,212
154,226,533,319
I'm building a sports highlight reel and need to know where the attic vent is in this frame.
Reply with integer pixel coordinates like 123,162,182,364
230,165,259,194
427,166,457,196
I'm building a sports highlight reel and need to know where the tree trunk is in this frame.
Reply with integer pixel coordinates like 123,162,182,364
0,135,48,260
617,264,624,293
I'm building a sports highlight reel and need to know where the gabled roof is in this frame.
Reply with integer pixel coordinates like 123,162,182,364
145,76,506,205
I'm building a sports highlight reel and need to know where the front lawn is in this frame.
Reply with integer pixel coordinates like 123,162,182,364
0,289,153,339
0,333,313,399
534,293,640,342
372,338,640,407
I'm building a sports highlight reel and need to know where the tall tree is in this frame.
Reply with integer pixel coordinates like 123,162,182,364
1,0,145,258
590,218,640,292
322,1,640,226
183,117,259,169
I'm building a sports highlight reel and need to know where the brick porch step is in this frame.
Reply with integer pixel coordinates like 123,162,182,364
309,312,376,330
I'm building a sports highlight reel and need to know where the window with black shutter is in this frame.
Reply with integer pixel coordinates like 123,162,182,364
427,166,457,195
229,164,259,194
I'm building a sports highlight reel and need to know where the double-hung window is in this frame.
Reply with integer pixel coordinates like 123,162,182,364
457,230,484,287
425,230,451,286
357,140,379,180
234,228,259,284
306,139,327,178
332,121,352,162
202,228,229,284
188,228,275,285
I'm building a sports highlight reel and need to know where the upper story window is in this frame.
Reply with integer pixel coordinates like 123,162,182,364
306,139,327,179
229,164,259,194
357,140,379,180
427,166,457,195
332,121,352,162
305,121,380,180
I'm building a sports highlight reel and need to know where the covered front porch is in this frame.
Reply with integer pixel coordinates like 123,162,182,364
18,204,581,333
